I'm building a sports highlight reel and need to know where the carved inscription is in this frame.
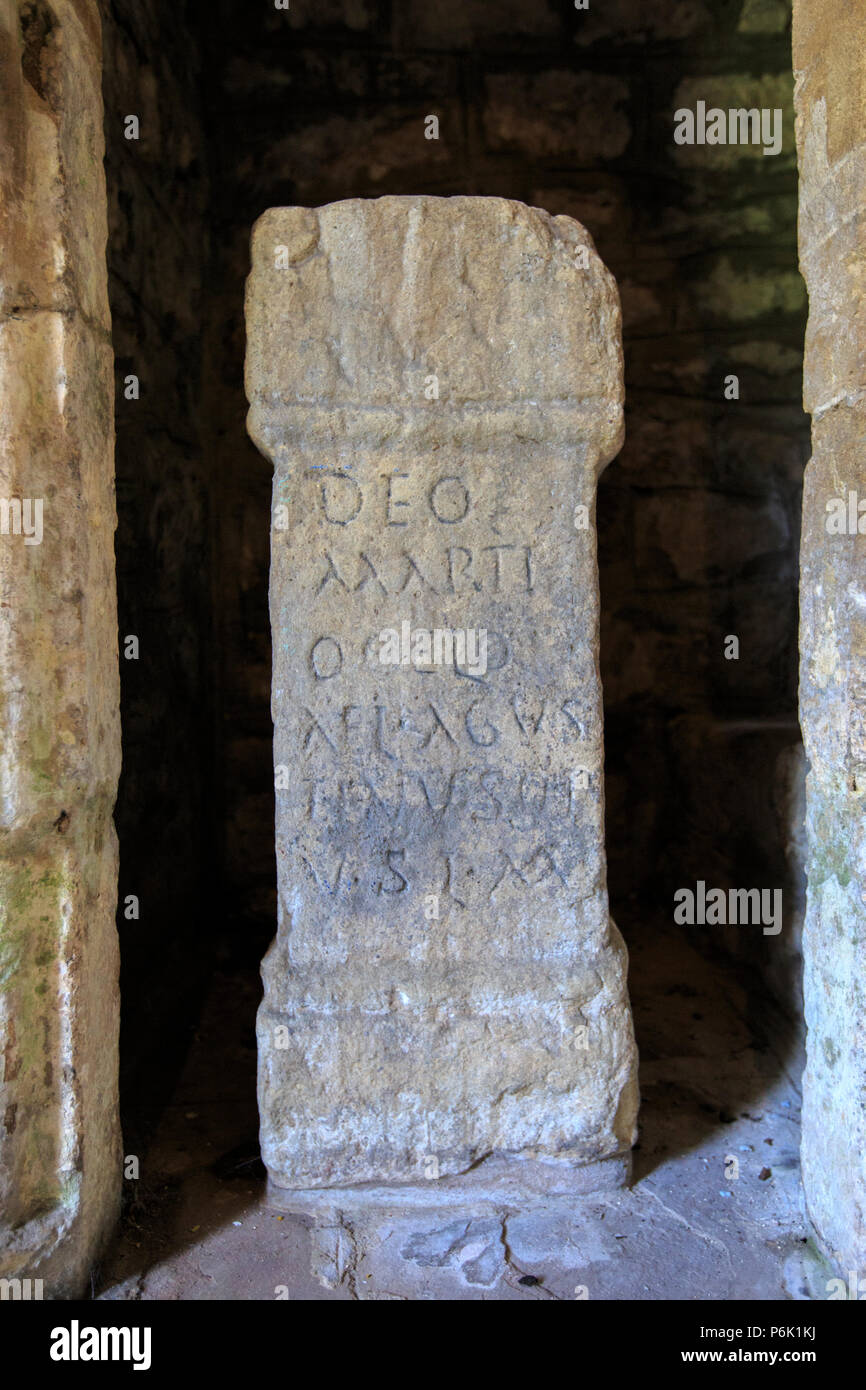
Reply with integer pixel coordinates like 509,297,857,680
271,448,605,930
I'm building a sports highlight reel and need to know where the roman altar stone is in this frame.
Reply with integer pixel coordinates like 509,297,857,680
245,196,638,1205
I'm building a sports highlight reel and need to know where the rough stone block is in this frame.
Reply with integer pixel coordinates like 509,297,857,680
794,0,866,1274
246,195,638,1205
0,0,120,1297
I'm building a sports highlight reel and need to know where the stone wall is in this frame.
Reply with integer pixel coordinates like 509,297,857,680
201,1,808,1022
0,0,120,1297
98,0,214,1135
793,0,866,1275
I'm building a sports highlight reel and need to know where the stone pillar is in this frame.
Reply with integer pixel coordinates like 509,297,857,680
246,197,637,1207
794,3,866,1273
0,0,121,1295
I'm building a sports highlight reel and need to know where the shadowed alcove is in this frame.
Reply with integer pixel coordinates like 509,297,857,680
97,0,810,1298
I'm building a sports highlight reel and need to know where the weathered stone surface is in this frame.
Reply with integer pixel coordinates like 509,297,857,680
0,0,121,1296
794,0,866,1273
246,196,637,1202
